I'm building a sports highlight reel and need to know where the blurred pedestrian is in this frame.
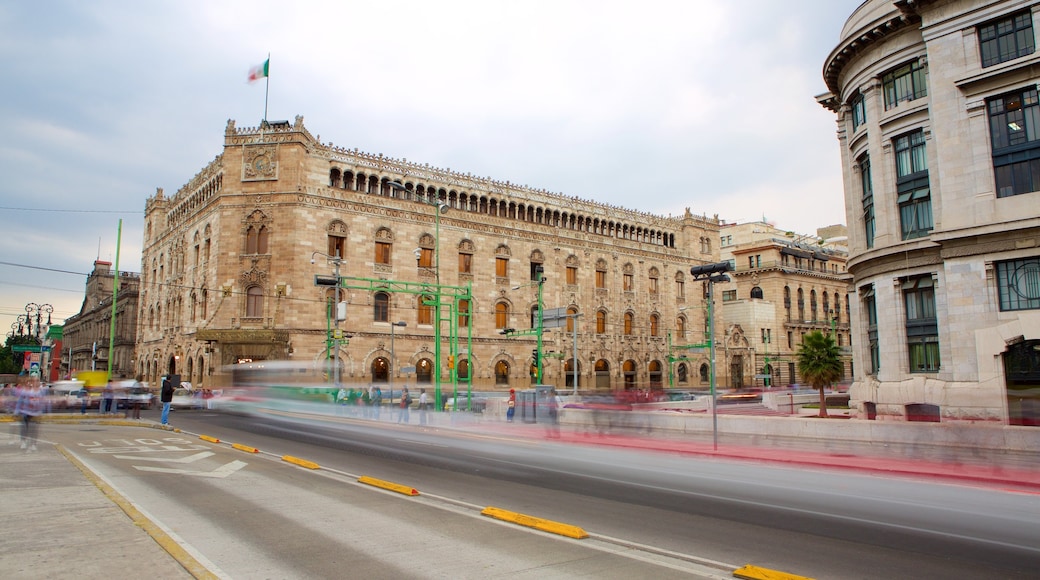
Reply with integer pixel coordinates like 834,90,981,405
160,377,174,425
79,388,90,414
372,386,383,420
397,387,411,424
545,388,562,439
418,388,428,427
15,383,42,452
506,389,516,422
101,381,115,414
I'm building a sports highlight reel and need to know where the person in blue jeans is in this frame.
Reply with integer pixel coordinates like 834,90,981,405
160,377,174,425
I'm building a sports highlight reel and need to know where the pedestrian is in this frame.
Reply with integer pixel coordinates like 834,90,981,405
418,388,429,427
101,381,115,414
397,387,411,424
506,388,516,422
15,383,42,452
79,388,89,414
131,385,142,419
160,377,174,425
361,388,371,418
545,388,562,438
372,386,383,420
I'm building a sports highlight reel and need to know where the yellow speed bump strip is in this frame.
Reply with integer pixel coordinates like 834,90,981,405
282,455,320,469
481,506,589,539
358,476,420,496
232,443,260,453
199,435,221,443
733,564,814,580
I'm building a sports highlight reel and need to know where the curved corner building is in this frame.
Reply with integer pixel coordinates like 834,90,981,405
818,0,1040,425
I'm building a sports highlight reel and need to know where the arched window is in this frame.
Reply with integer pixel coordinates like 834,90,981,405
623,360,637,387
677,316,687,339
750,286,764,299
457,358,470,380
495,302,509,329
417,295,433,325
677,363,688,384
566,307,578,332
416,358,432,383
495,360,510,385
371,357,388,382
246,286,263,318
649,313,660,336
624,312,634,335
246,226,259,254
459,299,471,327
374,292,389,322
257,225,269,254
596,310,607,334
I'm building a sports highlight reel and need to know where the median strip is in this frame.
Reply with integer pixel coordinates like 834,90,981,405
733,564,814,580
480,506,588,539
282,455,320,469
358,475,420,496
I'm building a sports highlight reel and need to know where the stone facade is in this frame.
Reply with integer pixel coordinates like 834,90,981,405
818,0,1040,424
717,222,851,390
61,260,140,380
137,116,722,396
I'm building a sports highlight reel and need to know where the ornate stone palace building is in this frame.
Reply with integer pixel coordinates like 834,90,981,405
818,0,1040,424
717,222,850,391
62,260,140,379
137,116,721,395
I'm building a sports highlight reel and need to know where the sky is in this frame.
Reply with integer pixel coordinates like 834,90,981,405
0,0,864,335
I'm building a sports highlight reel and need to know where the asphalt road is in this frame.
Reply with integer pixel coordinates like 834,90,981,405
48,407,1040,579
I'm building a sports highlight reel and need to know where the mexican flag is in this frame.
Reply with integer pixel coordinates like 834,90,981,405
248,59,269,83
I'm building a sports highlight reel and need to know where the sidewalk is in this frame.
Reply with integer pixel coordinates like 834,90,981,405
0,417,195,580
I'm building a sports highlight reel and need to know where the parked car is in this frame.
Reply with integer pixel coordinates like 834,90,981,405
170,388,203,410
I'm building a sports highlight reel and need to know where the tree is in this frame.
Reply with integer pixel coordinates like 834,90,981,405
796,330,843,418
0,335,39,375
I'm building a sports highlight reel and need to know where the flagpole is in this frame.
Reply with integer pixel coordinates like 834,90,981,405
264,53,270,123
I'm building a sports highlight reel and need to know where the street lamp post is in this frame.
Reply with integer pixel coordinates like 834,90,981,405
506,266,546,384
690,262,733,451
389,321,406,408
388,181,450,408
312,252,344,387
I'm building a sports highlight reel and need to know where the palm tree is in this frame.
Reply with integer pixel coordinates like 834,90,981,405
796,330,843,418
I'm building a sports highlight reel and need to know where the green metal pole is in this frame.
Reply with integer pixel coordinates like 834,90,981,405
667,332,673,388
434,208,442,410
106,219,122,381
536,275,544,384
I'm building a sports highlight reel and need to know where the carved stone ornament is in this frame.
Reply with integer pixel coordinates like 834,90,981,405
243,145,278,181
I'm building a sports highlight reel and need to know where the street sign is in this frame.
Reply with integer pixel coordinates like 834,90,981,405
543,318,566,329
314,275,338,287
543,307,568,320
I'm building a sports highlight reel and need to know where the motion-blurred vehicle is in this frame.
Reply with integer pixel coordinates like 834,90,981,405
717,388,763,403
127,384,155,409
170,388,203,410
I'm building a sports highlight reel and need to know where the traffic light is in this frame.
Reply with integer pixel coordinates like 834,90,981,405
447,355,455,369
531,349,539,366
689,262,733,278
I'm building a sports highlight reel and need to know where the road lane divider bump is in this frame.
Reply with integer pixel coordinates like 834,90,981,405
733,564,814,580
232,443,260,453
358,475,420,496
57,445,220,580
199,435,221,443
480,506,589,539
282,455,320,469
